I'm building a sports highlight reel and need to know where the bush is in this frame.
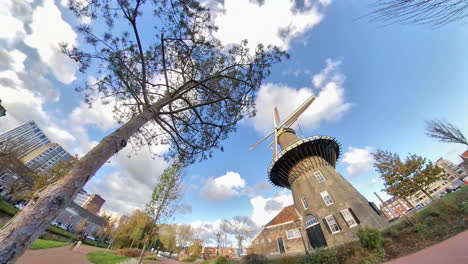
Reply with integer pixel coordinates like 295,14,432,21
115,248,142,257
357,228,385,256
243,254,268,264
336,242,380,264
178,255,198,262
143,255,158,261
214,256,229,264
310,248,339,264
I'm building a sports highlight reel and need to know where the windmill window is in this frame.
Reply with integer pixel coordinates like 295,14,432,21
320,190,333,206
304,216,318,228
286,228,301,239
324,215,341,234
314,171,326,183
301,196,309,209
340,208,358,228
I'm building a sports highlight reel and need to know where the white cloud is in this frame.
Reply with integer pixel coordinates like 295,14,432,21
250,58,351,134
342,146,374,177
24,0,78,84
201,171,246,201
208,0,332,50
250,190,293,226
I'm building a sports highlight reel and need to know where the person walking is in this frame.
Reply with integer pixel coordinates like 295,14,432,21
73,233,86,252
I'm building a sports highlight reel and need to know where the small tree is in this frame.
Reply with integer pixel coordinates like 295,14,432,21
425,120,467,147
188,239,202,257
75,218,88,234
137,163,183,264
373,150,445,203
175,224,194,253
222,216,256,251
0,0,285,261
159,224,177,252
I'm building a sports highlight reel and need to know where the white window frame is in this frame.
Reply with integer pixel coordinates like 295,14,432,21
285,228,301,239
340,208,358,228
320,190,333,206
301,196,309,209
304,217,318,228
314,171,326,183
324,215,341,234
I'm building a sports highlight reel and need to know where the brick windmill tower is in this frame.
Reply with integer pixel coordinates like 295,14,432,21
250,96,387,249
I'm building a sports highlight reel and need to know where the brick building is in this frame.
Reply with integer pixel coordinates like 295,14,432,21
82,194,105,215
54,202,105,235
251,205,308,256
379,197,412,220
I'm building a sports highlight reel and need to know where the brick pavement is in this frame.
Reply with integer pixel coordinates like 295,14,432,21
16,245,105,264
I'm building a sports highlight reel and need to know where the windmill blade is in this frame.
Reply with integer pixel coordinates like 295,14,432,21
249,131,275,150
280,96,316,128
273,107,280,128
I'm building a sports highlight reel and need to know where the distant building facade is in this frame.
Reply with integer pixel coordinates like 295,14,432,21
73,190,92,207
54,202,105,235
407,158,463,209
0,121,51,158
82,194,105,215
379,197,412,220
457,150,468,179
21,143,72,174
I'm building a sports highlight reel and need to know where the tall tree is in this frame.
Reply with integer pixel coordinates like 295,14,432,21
222,216,257,251
0,0,285,261
373,150,445,204
175,224,194,252
369,0,468,26
159,224,177,252
138,163,183,264
425,120,467,146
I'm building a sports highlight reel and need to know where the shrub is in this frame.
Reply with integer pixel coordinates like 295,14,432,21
143,255,158,260
310,248,339,264
336,241,380,264
115,248,142,257
271,255,299,264
243,254,268,264
357,228,385,256
214,256,229,264
178,255,199,262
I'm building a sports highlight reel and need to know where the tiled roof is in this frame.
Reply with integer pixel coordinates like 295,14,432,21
460,150,468,159
265,205,298,227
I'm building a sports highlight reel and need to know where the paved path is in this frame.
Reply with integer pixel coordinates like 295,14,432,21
385,230,468,264
17,245,105,264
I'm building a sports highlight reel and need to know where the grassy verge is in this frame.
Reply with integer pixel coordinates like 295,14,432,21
29,239,71,250
86,251,131,264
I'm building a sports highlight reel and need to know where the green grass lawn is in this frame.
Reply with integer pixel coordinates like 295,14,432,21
86,251,131,264
29,239,71,250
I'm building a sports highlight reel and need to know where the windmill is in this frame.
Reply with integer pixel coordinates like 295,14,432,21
249,96,316,157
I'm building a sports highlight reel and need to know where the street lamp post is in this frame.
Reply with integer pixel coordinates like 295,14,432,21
294,218,311,263
216,233,220,256
0,100,6,117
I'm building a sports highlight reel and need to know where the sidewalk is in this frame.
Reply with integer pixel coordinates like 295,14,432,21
384,230,468,264
17,245,105,264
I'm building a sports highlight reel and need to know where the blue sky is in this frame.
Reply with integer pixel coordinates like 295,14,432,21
1,0,467,245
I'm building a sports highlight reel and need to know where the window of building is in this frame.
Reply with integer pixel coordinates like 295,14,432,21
268,238,272,243
286,228,301,239
340,208,358,228
324,215,340,234
304,216,318,228
301,196,309,209
320,191,333,206
314,171,326,183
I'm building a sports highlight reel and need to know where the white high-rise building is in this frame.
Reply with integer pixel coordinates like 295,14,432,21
0,121,51,158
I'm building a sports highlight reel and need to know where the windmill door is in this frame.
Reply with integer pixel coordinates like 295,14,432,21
306,224,327,248
277,237,285,254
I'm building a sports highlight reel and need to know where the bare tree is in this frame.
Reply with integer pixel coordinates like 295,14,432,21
368,0,468,26
222,216,257,251
0,0,285,261
425,120,467,146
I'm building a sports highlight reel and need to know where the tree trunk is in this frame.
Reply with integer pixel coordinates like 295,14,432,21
138,237,148,264
130,237,136,249
0,99,167,263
